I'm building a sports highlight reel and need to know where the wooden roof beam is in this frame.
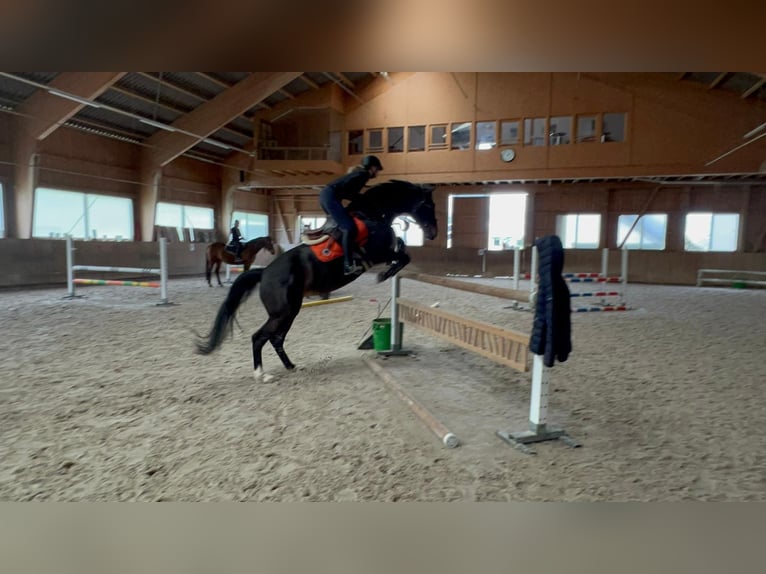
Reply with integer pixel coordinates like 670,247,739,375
18,72,127,140
144,72,302,167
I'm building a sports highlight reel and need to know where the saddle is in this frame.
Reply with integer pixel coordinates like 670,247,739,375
304,217,370,264
301,220,338,245
225,243,243,262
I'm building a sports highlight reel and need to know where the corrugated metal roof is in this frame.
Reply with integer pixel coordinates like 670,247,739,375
118,73,208,110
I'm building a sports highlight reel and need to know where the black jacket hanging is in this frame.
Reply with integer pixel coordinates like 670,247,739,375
529,235,572,367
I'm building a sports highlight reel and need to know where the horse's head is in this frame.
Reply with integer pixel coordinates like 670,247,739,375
363,180,439,241
263,236,276,254
407,184,438,240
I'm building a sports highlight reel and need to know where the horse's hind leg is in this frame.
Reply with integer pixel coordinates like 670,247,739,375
251,321,277,382
215,261,224,287
269,313,299,371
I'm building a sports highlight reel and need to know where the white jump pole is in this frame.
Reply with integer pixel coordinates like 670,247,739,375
159,237,169,305
65,235,79,298
621,247,628,285
391,275,402,352
478,248,487,275
65,236,170,305
529,355,550,428
513,246,521,291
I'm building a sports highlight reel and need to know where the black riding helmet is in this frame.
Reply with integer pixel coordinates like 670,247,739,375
362,155,383,171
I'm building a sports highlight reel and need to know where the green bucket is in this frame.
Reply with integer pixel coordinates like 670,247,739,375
371,318,403,351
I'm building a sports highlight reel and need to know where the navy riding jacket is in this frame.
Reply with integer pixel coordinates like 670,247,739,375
529,235,572,367
319,169,371,232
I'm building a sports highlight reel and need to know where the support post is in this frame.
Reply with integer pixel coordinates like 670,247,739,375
496,354,581,454
391,274,402,351
601,248,609,277
377,274,409,356
158,237,170,305
64,235,81,299
513,246,520,291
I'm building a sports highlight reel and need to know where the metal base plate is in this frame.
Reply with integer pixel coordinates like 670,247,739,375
496,427,582,455
376,348,414,357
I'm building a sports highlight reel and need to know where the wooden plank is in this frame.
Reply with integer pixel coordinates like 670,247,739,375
399,272,530,302
364,357,459,448
397,298,529,372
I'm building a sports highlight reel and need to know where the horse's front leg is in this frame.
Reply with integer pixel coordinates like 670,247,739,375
376,250,410,283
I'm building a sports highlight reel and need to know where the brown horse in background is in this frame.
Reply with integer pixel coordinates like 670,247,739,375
205,236,276,287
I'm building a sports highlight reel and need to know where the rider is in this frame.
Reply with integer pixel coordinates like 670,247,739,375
228,219,245,259
319,154,383,275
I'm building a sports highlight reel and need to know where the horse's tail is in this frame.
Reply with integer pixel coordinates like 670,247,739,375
195,268,264,355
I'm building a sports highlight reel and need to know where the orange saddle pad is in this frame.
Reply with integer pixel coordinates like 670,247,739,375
309,218,369,263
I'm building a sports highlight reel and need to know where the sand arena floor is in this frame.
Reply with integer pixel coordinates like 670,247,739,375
1,271,765,501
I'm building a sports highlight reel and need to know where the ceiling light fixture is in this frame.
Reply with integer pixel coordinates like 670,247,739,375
743,122,766,139
203,138,231,150
47,89,101,108
139,118,177,132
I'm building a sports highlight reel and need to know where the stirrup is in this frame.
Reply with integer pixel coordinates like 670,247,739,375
344,262,363,275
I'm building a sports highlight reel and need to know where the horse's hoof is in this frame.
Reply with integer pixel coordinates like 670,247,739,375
254,368,275,383
376,272,387,283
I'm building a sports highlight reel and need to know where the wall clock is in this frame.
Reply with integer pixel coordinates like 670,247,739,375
501,148,516,162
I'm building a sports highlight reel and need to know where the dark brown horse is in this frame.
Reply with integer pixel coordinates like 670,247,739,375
205,236,276,287
194,179,438,382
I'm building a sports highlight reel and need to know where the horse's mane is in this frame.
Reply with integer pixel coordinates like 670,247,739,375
365,179,421,197
350,179,431,220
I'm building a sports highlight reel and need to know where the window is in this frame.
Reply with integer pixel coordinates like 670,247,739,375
618,214,667,250
557,214,601,249
392,217,424,247
232,211,269,240
347,130,364,155
549,116,572,145
300,215,326,232
367,129,383,153
450,122,471,150
602,113,626,142
33,188,134,240
576,115,598,143
487,193,527,251
684,213,739,252
500,120,520,145
387,127,404,152
429,124,448,150
156,201,214,240
408,125,426,152
524,118,547,146
0,182,4,238
475,121,497,150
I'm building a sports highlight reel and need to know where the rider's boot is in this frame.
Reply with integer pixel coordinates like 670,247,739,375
342,229,362,276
